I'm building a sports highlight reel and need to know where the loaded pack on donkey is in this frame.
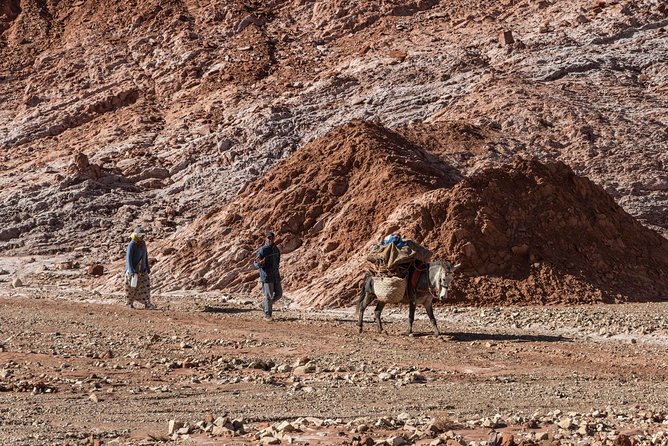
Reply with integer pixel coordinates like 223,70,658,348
358,232,460,336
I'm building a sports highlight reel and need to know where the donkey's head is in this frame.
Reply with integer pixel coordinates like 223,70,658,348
429,261,461,299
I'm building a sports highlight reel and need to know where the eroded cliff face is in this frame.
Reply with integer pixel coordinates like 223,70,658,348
1,0,667,305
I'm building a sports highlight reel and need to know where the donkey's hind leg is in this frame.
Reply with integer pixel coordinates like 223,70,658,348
358,291,373,333
425,300,440,336
374,302,386,333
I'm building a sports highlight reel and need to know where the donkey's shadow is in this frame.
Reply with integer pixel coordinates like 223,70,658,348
444,331,569,343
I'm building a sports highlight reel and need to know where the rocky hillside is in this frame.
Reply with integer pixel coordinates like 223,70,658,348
152,120,461,305
157,125,668,307
1,0,667,306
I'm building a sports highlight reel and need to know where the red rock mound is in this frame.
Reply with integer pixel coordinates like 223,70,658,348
153,120,460,303
389,157,668,305
155,120,668,308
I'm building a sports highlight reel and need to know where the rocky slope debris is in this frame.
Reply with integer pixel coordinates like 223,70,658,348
156,124,668,307
152,120,460,301
403,157,668,305
1,0,668,306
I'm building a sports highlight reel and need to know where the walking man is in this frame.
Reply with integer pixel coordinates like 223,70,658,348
125,227,156,309
254,230,281,320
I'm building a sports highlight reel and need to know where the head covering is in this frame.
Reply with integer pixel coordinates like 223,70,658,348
131,227,146,242
265,230,275,238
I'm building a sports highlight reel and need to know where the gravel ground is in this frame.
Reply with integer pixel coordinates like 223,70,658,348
1,285,668,445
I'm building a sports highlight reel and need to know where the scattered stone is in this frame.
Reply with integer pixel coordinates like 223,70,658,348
499,432,514,446
388,435,408,446
498,30,515,45
378,372,392,381
613,434,633,446
397,412,411,421
211,425,232,436
276,421,295,432
11,278,22,288
558,417,573,429
535,432,550,441
293,364,315,375
57,261,73,270
404,372,426,383
168,420,183,435
87,264,104,276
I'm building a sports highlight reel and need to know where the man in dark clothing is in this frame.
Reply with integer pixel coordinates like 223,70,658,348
254,230,282,320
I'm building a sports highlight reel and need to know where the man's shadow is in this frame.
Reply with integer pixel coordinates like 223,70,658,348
202,306,254,314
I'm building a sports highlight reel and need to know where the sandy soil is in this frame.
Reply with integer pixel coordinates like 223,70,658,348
2,278,668,445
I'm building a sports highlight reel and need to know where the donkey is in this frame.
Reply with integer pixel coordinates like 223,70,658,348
357,261,460,336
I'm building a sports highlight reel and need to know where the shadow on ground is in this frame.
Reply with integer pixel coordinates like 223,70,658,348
203,306,254,314
445,331,570,343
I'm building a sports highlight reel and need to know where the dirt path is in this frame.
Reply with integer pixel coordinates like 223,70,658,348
1,287,668,445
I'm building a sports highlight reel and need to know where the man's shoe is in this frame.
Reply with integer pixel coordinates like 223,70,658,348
263,315,273,321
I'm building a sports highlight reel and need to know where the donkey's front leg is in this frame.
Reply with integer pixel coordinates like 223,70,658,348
406,300,416,336
374,302,386,333
425,300,440,336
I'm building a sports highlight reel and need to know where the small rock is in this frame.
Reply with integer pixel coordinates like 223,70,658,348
378,372,392,381
305,417,324,427
87,264,104,276
404,372,426,383
388,50,407,61
11,278,22,288
613,434,633,446
213,416,229,427
293,365,314,375
57,261,73,270
498,30,514,45
499,432,514,446
558,417,573,430
388,435,408,446
212,425,232,436
168,420,183,435
535,432,549,441
358,437,375,446
276,421,295,432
